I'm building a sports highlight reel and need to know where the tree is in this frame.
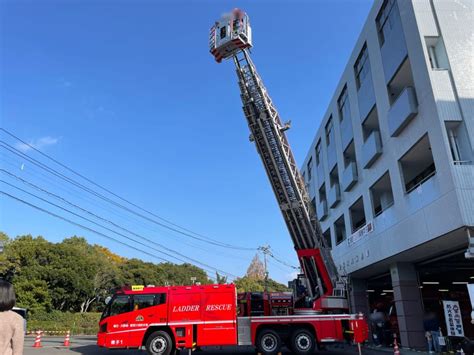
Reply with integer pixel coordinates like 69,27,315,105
0,231,215,313
216,272,227,284
234,276,289,293
13,278,52,313
234,276,264,293
246,254,265,280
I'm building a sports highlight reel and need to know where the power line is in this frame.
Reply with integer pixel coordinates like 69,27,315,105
0,190,221,280
0,155,253,263
258,245,299,270
0,171,238,277
0,139,255,251
1,128,256,251
0,180,237,279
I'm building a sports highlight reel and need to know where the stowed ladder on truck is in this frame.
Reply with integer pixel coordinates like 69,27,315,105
211,8,347,312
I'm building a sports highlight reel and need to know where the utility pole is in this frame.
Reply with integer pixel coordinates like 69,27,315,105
258,245,270,292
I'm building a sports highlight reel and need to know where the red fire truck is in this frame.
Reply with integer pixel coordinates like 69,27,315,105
97,284,367,354
98,9,370,354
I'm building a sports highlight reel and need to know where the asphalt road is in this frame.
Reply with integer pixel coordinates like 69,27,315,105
23,336,390,355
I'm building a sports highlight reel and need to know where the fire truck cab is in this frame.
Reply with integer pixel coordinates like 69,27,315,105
98,284,237,353
98,284,368,355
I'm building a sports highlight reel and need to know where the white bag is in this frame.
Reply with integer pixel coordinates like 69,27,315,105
438,336,446,346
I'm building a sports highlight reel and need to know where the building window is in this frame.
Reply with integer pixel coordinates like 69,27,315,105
425,36,450,70
354,44,371,90
338,85,351,122
334,215,346,245
315,141,322,165
319,184,326,205
302,171,306,183
376,0,397,46
343,142,357,168
399,134,436,193
445,122,473,164
349,197,366,233
323,228,332,249
370,171,394,217
325,117,334,146
307,157,313,181
387,58,416,105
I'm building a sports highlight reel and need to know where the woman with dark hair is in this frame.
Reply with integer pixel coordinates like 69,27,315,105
0,279,24,355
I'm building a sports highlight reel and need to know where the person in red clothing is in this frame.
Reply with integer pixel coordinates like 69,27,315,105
0,280,24,355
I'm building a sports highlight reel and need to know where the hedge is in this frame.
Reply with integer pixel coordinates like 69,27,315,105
27,311,101,335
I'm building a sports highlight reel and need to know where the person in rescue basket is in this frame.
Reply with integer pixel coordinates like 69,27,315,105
0,280,24,355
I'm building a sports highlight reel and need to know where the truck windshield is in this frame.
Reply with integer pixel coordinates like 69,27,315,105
101,295,131,320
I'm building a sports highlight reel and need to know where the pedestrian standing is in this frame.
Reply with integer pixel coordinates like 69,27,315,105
424,310,441,353
0,280,24,355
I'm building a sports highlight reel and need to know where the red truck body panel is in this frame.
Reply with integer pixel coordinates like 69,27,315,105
98,284,368,350
98,284,238,349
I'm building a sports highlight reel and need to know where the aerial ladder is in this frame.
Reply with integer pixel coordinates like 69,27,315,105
210,9,348,312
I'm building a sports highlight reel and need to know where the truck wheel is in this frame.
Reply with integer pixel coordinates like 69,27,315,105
256,329,282,355
146,330,173,355
290,328,316,355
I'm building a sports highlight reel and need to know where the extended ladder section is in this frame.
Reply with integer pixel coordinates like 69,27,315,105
232,50,346,310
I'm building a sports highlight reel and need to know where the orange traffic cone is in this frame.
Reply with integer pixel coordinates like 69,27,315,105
63,330,70,347
393,333,400,355
33,331,42,348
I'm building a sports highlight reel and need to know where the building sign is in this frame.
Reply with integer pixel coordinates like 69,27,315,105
348,221,374,246
337,249,370,274
443,300,464,337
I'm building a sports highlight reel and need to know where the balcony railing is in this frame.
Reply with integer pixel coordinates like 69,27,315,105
362,131,383,169
316,163,325,188
327,145,337,171
406,170,436,194
388,86,418,137
317,200,328,221
340,116,354,150
341,162,358,191
328,183,341,208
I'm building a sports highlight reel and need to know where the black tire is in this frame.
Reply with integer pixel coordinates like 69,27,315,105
145,330,173,355
290,328,316,355
256,328,282,355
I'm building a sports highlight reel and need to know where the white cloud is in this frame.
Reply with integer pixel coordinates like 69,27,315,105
15,136,60,153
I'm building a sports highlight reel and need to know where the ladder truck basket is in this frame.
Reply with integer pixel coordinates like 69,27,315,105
210,9,252,63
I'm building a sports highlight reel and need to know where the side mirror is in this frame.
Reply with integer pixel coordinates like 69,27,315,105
105,296,112,305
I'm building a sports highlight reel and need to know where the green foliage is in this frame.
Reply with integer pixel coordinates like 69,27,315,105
14,278,52,314
0,231,8,243
234,276,289,293
0,231,212,316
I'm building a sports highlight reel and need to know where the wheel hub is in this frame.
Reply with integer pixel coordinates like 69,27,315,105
296,334,311,350
151,336,167,353
262,335,277,352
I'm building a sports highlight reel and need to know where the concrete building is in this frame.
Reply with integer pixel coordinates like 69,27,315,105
300,0,473,348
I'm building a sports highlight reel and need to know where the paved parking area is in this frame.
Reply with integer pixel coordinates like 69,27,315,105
23,336,405,354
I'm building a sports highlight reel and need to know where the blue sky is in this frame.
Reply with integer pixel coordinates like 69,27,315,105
0,0,372,283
